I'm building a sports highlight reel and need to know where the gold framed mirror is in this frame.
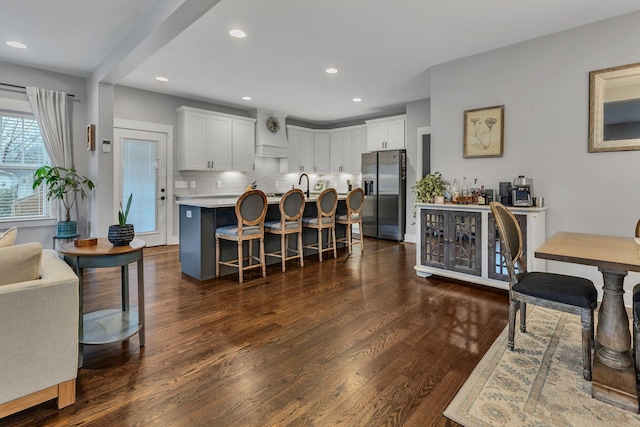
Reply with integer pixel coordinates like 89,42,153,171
589,62,640,152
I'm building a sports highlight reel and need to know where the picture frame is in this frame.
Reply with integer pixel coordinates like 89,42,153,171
463,105,504,158
86,124,95,151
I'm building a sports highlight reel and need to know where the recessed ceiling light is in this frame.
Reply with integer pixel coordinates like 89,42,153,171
242,96,252,101
326,67,338,74
6,40,26,49
155,76,168,82
229,29,246,38
353,98,362,102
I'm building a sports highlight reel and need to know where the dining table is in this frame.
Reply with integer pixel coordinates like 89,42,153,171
535,231,640,412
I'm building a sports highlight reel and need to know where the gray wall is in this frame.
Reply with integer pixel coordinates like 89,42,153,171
405,99,431,239
430,11,640,302
0,60,90,246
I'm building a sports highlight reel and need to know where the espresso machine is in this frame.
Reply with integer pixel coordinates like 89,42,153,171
511,175,534,207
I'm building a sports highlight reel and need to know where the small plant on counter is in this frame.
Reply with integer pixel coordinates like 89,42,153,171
413,172,448,203
108,193,134,246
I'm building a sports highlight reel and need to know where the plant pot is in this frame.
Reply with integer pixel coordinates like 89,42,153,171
57,221,78,238
108,224,135,246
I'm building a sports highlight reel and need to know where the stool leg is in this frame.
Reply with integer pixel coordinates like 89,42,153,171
347,222,352,254
281,233,286,272
298,231,304,268
216,237,221,277
238,240,244,283
332,225,337,259
318,228,323,262
260,237,266,278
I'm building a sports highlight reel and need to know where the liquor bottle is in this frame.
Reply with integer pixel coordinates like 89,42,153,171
462,177,469,197
477,185,486,205
452,179,459,202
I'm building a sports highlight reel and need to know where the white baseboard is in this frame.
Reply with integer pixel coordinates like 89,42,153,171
404,233,416,243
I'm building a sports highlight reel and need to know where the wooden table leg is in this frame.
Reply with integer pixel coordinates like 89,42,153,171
137,256,145,347
592,267,638,412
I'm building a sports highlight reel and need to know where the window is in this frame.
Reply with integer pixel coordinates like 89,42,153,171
0,111,50,218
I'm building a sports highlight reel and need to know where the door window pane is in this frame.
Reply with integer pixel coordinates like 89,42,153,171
122,139,156,233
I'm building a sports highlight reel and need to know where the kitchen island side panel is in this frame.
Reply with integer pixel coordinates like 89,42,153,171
179,204,216,280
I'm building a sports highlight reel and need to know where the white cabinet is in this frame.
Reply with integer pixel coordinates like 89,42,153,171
286,126,314,173
330,126,367,174
352,127,367,174
414,203,547,290
313,131,331,173
286,126,331,173
177,106,256,171
232,118,256,171
366,115,406,151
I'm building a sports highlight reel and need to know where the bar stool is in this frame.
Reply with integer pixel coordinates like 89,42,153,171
336,187,364,254
302,188,337,262
264,188,305,272
215,190,267,283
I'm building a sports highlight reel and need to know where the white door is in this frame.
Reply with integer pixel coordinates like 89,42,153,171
114,128,167,247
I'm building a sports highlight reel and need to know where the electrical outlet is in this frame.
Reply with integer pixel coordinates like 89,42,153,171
190,181,196,188
174,181,187,188
216,181,222,189
186,210,192,218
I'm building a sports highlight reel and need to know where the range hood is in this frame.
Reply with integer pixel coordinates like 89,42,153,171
250,109,289,157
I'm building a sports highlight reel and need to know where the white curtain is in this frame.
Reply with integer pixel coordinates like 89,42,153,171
26,87,74,220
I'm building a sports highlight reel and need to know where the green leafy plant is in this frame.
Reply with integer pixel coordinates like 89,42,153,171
118,193,133,226
32,166,95,221
413,172,447,203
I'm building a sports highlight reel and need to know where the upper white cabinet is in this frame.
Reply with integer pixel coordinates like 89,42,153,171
366,115,406,151
286,126,331,173
330,126,367,174
313,131,331,173
177,106,256,171
352,127,367,174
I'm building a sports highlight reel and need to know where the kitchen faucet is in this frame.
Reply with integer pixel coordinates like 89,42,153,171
299,173,310,198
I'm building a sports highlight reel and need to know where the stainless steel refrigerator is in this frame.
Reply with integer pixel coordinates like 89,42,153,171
361,150,406,241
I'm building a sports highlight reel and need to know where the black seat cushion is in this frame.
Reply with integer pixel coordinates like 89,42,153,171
513,272,597,309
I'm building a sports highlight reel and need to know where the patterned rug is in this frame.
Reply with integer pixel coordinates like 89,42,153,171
444,306,640,426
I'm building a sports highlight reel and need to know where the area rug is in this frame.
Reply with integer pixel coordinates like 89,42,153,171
444,306,640,426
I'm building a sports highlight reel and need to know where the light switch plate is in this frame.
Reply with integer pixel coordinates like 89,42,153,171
190,181,196,188
216,181,222,189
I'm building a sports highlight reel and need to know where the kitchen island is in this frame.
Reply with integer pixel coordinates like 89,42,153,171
177,193,349,280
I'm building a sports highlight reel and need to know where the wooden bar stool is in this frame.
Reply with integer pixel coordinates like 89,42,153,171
302,188,337,262
264,189,305,272
215,190,267,283
336,187,364,254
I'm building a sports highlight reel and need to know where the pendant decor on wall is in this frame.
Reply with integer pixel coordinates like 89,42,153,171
266,116,280,133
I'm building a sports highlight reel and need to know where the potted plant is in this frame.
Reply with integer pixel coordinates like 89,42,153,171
413,172,448,203
32,166,95,237
108,193,134,246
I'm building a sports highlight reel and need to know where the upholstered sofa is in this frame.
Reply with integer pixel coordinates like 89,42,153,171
0,242,79,418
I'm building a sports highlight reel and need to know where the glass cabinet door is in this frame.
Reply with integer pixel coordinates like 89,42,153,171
449,211,482,276
420,209,446,269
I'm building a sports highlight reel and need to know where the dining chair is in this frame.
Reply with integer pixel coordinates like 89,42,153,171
490,201,597,381
336,187,364,254
302,188,338,262
633,284,640,380
215,190,268,283
264,189,305,272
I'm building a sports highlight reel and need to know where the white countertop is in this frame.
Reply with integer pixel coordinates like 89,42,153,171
176,194,347,208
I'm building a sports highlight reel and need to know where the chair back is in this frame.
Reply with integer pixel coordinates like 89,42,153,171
317,188,338,219
489,201,526,287
236,190,268,232
280,188,305,222
346,187,364,215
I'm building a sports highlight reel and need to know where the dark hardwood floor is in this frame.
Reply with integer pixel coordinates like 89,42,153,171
4,239,508,426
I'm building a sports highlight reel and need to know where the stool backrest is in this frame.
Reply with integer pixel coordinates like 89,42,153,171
280,188,305,221
236,190,268,230
317,188,338,218
346,187,364,214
